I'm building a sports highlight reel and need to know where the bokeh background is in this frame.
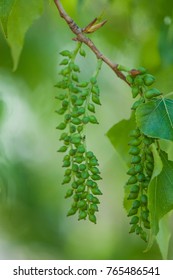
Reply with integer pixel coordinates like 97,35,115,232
0,0,173,259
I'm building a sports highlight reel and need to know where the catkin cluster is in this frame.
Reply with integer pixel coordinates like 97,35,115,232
126,131,154,241
124,67,161,241
55,43,102,223
126,67,162,110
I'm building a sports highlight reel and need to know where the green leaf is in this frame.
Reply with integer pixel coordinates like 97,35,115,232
136,98,173,141
106,112,136,165
150,143,163,179
0,0,15,37
156,214,171,260
146,149,173,251
7,0,43,70
159,139,173,161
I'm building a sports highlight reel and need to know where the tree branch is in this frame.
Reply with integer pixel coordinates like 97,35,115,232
54,0,129,85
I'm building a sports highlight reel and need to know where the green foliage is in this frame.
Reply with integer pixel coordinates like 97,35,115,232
106,113,136,165
0,0,15,36
148,151,173,239
156,215,172,260
1,0,44,70
136,98,173,141
56,43,102,223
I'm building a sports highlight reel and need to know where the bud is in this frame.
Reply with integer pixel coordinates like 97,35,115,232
65,189,73,198
67,207,77,216
79,48,86,57
78,211,87,220
143,74,155,86
132,200,141,209
60,58,69,65
145,88,161,99
89,214,96,224
127,176,138,184
88,103,95,113
130,216,139,224
58,146,68,152
129,146,140,155
92,94,101,105
60,50,72,57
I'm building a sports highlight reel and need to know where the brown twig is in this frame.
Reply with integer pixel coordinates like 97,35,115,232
54,0,129,85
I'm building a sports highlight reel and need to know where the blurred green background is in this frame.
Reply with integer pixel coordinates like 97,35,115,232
0,0,173,259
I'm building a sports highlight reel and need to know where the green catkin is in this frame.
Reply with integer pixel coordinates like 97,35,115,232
57,47,161,241
56,43,102,223
125,68,157,242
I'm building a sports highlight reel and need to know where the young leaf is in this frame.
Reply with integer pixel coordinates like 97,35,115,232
136,98,173,141
7,0,43,70
106,112,136,165
156,214,172,260
0,0,15,37
146,149,173,251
